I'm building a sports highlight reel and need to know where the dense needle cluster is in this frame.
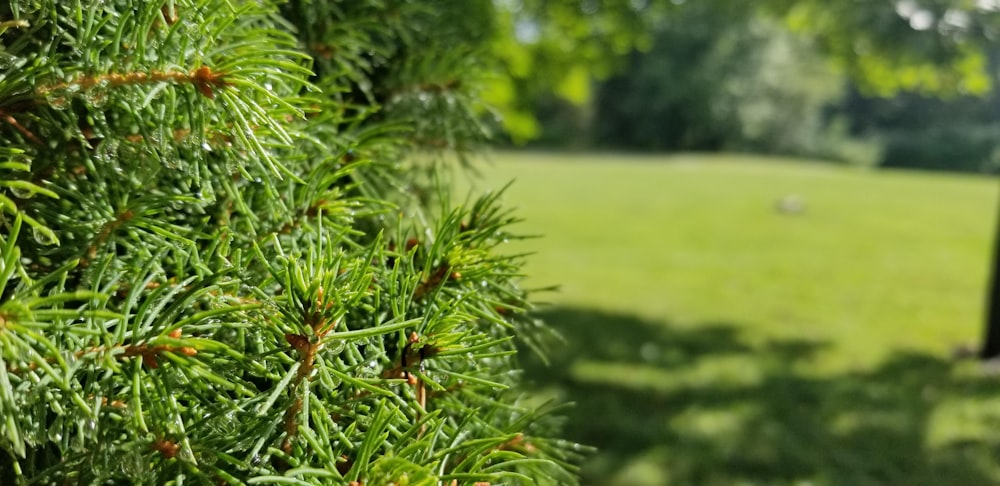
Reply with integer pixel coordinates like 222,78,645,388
0,1,580,484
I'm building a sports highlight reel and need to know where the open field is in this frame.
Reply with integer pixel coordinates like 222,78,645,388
459,152,1000,485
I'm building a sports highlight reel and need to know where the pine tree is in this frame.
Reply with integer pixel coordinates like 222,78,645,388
0,1,581,484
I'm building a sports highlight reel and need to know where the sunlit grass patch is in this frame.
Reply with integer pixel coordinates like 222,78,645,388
460,151,1000,485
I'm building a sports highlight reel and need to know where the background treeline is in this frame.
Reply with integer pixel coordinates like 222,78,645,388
518,3,1000,174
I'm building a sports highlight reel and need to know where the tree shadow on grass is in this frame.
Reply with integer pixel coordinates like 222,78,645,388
523,307,1000,486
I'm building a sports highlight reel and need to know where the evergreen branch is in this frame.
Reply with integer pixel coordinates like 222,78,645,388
0,1,584,483
35,67,233,100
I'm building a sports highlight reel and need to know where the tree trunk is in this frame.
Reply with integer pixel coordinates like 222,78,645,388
980,189,1000,359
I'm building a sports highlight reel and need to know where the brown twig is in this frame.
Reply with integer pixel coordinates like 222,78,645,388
159,5,179,26
281,287,336,453
83,208,135,264
6,327,196,373
152,437,180,459
495,433,537,454
92,395,127,409
0,108,42,144
37,67,232,100
413,263,460,299
120,340,198,369
380,332,440,382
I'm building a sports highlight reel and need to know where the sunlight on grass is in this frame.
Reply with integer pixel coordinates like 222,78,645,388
461,151,998,371
456,151,1000,485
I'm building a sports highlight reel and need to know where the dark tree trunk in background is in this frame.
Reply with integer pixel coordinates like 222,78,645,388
980,189,1000,359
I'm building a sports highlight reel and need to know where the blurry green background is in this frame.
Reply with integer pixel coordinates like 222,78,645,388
488,1,1000,174
466,1,1000,484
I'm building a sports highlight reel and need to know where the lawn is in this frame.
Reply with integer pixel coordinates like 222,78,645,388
458,151,1000,485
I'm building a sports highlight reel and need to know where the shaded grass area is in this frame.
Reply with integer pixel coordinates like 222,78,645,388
523,307,1000,485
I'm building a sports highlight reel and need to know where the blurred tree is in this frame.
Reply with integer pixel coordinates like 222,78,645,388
489,0,998,144
589,3,846,156
768,0,994,96
0,1,581,484
484,0,668,141
835,76,1000,173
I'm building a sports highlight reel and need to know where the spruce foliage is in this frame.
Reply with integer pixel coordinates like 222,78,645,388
0,1,579,484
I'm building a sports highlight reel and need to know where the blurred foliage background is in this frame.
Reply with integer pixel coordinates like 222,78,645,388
485,0,1000,173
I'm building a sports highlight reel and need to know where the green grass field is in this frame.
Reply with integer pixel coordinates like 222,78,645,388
459,152,1000,485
